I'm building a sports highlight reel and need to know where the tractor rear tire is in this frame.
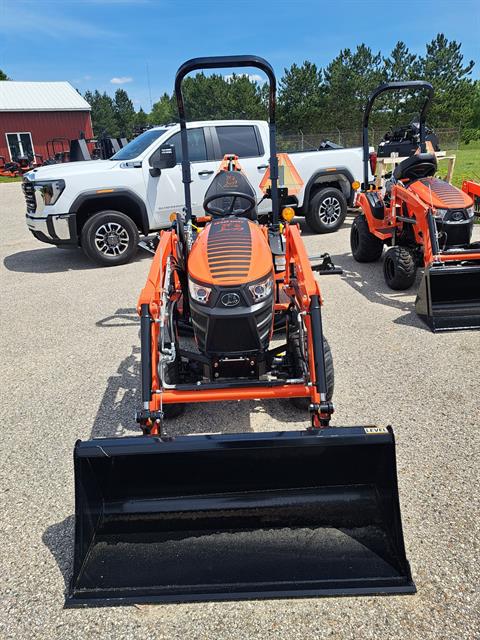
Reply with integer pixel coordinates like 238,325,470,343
383,246,417,290
350,214,384,262
290,338,334,411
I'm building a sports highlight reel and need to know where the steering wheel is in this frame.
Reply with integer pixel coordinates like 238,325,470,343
203,191,256,218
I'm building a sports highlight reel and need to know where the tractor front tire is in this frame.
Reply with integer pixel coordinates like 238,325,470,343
305,188,347,233
290,338,334,411
81,210,139,266
350,214,384,262
383,246,417,290
162,357,186,419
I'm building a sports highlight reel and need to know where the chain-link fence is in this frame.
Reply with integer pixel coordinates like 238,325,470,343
278,128,461,152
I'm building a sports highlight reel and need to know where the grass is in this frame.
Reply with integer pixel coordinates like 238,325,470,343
444,142,480,188
0,176,22,183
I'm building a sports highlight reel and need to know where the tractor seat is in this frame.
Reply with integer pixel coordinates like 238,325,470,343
393,152,437,182
203,170,258,220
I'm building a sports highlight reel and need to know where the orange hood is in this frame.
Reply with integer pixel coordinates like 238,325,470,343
188,218,273,286
409,177,473,209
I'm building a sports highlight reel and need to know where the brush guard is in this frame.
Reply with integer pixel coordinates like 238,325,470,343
67,426,415,607
416,261,480,331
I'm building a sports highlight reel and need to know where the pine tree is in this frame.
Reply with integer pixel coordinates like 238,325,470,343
114,88,135,138
278,62,324,132
418,34,475,131
0,69,10,80
84,90,118,137
149,92,175,125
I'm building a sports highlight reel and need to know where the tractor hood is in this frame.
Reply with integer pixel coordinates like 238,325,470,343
25,160,118,181
188,218,273,287
410,177,473,210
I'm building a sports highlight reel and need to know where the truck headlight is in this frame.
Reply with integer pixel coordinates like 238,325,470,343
249,275,273,302
188,279,211,304
37,180,65,205
433,208,447,219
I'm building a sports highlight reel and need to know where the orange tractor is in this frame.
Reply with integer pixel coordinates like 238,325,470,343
68,56,414,607
352,81,480,331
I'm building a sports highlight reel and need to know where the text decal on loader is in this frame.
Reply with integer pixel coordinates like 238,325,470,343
364,426,389,434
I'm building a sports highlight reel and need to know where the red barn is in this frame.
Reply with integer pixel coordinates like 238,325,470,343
0,81,93,165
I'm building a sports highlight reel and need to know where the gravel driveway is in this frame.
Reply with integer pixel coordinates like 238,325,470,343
1,182,479,639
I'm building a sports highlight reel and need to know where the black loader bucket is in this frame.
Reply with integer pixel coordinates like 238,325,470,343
416,262,480,331
67,427,415,607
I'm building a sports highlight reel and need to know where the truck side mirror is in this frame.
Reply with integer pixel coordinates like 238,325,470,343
149,145,177,177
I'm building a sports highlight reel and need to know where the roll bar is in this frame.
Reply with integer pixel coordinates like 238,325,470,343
174,55,279,225
362,81,434,189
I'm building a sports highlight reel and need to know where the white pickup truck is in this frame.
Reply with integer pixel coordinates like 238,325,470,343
23,120,368,265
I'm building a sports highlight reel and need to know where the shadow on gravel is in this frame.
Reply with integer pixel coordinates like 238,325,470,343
333,251,429,331
42,515,74,594
3,246,150,274
4,247,95,273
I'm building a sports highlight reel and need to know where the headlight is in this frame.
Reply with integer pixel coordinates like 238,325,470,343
466,206,474,218
433,208,447,219
36,180,65,205
188,279,211,304
249,275,273,302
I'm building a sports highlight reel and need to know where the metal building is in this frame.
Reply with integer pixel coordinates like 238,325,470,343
0,81,93,164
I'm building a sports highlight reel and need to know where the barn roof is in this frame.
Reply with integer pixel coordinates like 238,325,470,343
0,81,91,112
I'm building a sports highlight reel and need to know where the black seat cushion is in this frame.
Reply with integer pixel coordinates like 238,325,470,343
393,152,437,182
203,170,257,219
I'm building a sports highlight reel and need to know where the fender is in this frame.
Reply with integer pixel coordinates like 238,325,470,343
69,188,150,235
302,167,357,208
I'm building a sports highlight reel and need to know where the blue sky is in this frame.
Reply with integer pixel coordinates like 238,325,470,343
0,0,478,111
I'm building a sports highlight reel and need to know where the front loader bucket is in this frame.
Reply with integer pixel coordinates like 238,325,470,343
67,427,415,607
416,263,480,331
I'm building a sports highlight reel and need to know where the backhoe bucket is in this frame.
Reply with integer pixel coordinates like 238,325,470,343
67,427,415,607
416,263,480,331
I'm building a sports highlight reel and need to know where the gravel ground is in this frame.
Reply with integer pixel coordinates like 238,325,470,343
1,182,479,639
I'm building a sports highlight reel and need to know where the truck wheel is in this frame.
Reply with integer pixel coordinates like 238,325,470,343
305,187,347,233
290,338,334,410
383,246,416,290
350,214,384,262
81,210,139,266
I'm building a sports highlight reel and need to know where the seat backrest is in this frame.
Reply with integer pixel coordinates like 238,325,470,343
203,170,257,219
393,152,437,182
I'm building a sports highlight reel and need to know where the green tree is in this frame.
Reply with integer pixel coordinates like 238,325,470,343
418,34,475,131
134,107,149,129
380,42,422,127
0,69,10,80
278,62,324,132
383,41,419,82
323,45,385,133
149,92,175,125
84,90,118,136
114,88,135,137
223,73,267,119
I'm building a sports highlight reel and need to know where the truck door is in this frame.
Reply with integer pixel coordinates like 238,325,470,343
212,124,270,213
145,127,218,229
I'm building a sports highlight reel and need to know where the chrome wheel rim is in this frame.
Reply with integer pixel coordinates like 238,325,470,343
318,196,342,225
94,222,130,256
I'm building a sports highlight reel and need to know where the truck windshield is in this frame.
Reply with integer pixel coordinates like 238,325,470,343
111,129,167,160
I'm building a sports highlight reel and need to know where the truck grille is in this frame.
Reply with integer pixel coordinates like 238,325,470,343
22,180,36,213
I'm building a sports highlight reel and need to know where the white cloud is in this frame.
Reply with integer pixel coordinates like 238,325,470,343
110,76,133,85
0,6,117,40
224,73,265,84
